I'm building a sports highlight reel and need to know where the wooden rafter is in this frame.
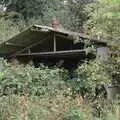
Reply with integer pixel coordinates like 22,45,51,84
5,42,25,47
16,49,86,57
9,35,51,58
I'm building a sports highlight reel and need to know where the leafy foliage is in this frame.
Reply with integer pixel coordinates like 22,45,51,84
85,0,120,45
63,108,88,120
0,0,120,120
70,60,111,97
4,0,66,22
107,57,120,84
0,18,20,43
0,60,69,96
64,0,88,32
0,0,89,31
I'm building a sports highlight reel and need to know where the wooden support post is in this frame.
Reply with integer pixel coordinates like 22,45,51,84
28,49,31,54
53,34,56,52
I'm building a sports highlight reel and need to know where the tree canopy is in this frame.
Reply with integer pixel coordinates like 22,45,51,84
0,0,88,31
86,0,120,46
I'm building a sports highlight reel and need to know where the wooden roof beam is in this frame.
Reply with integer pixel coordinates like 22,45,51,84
9,35,51,58
16,49,86,57
5,42,25,47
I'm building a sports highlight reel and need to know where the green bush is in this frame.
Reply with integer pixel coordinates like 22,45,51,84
85,0,120,45
0,19,20,43
64,108,87,120
110,57,120,84
0,60,69,96
70,60,111,97
0,59,119,120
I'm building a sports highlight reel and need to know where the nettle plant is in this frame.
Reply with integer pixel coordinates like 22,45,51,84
71,60,112,97
0,59,69,96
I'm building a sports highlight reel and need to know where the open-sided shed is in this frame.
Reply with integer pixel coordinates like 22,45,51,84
0,24,108,68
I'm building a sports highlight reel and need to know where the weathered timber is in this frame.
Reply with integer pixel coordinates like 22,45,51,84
53,34,56,52
16,49,86,57
9,35,50,58
5,42,25,47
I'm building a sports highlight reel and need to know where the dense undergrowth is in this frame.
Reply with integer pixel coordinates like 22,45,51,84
0,59,119,120
0,0,120,119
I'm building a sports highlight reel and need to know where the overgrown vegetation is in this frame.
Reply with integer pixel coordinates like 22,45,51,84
85,0,120,45
0,57,119,119
0,19,19,43
0,0,120,119
70,60,112,98
0,61,69,96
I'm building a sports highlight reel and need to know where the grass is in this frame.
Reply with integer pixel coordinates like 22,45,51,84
0,92,120,120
